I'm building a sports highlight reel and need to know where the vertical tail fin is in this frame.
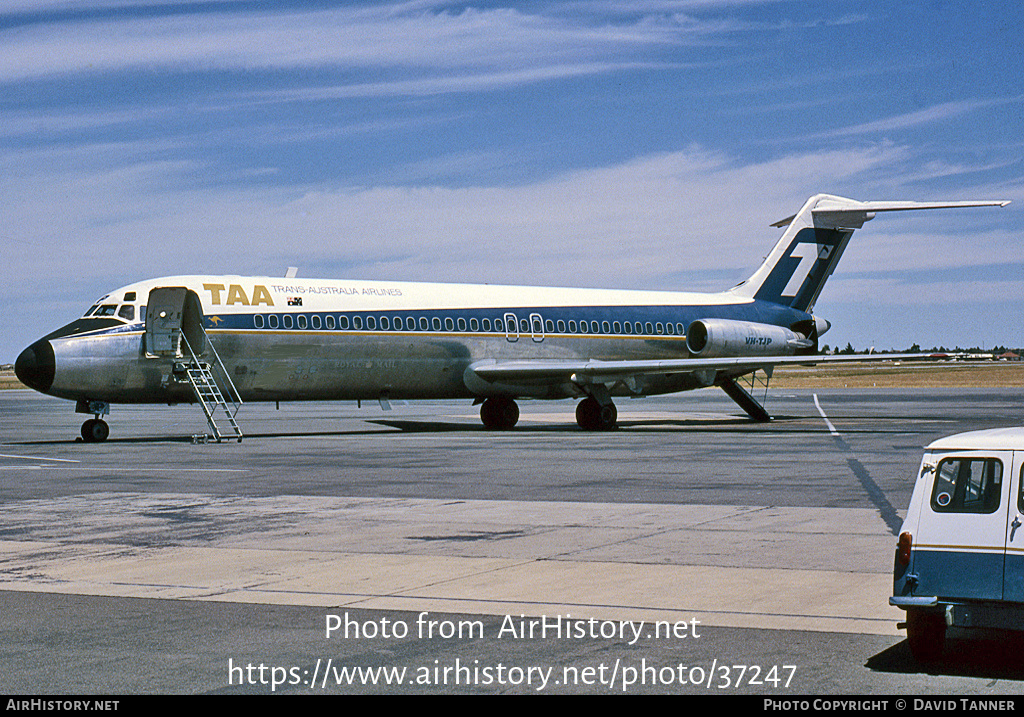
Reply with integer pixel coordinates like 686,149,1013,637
729,194,1009,312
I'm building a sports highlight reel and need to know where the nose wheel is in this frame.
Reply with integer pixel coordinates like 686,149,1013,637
77,400,111,442
81,418,110,442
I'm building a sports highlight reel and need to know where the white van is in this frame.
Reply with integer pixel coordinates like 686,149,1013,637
890,427,1024,661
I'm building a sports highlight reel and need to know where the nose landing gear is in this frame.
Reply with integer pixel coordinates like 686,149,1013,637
77,400,110,443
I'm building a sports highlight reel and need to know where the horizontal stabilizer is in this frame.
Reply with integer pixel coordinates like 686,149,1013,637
771,197,1010,229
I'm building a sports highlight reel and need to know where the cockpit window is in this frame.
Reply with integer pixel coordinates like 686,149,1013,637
118,305,135,321
94,305,119,317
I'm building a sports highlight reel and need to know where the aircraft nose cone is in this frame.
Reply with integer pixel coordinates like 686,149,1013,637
15,340,55,393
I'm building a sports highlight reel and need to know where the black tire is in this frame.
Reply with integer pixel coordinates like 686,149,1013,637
906,608,946,663
480,398,519,429
81,418,110,443
576,397,617,431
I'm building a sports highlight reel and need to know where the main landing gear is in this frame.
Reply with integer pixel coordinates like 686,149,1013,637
480,396,520,429
478,395,619,431
575,396,617,431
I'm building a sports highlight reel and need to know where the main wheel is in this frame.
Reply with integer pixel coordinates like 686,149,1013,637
81,418,110,443
480,397,519,429
575,397,617,431
906,608,946,663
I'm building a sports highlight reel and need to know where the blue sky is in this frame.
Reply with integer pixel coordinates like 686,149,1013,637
3,0,1023,361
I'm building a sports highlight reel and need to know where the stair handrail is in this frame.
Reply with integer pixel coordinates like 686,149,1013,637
180,328,243,417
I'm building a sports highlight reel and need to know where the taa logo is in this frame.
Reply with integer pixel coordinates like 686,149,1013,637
204,283,274,306
782,243,833,297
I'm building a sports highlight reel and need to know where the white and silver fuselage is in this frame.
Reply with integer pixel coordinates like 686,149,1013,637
18,274,811,405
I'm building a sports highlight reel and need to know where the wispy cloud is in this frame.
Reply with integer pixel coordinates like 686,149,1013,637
0,3,715,84
813,98,1019,139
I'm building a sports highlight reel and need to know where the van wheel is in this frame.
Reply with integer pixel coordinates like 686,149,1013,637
906,609,946,663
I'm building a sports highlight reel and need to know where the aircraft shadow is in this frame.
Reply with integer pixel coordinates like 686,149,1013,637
368,415,805,433
867,632,1024,680
8,414,810,445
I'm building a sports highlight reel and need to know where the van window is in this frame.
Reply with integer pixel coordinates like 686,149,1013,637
1019,465,1024,513
930,457,1002,514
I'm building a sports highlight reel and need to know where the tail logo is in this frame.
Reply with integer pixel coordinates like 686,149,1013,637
782,242,833,297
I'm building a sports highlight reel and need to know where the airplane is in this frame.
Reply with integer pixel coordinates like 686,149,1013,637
14,193,1009,442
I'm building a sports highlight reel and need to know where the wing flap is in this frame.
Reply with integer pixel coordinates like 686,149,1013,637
469,353,929,385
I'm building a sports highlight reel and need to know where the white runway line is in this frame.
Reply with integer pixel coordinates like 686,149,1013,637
0,453,80,463
812,394,839,436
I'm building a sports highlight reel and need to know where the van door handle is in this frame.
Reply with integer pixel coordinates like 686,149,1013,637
1012,516,1022,542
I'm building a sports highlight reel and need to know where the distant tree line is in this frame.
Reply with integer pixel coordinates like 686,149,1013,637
820,344,1022,356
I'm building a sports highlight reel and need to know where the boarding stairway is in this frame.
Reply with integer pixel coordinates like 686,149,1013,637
180,331,243,443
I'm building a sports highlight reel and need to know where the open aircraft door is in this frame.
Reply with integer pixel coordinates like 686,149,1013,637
145,287,207,358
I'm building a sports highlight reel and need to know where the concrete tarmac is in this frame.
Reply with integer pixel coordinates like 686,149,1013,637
2,387,1023,694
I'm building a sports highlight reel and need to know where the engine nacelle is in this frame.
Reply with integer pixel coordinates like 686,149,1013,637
686,319,812,358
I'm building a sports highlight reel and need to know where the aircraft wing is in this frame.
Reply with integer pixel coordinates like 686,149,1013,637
468,352,929,385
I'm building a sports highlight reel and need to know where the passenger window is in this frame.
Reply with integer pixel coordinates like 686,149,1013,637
930,458,1002,514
